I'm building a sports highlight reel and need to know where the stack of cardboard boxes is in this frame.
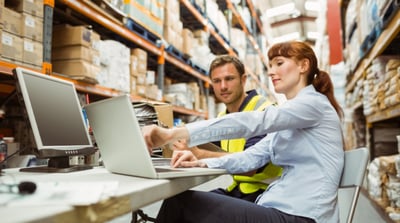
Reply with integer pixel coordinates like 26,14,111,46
163,0,182,52
1,0,43,68
52,25,101,82
130,48,161,100
130,48,148,97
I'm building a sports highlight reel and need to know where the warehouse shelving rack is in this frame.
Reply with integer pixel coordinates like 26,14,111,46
341,4,400,216
221,0,275,98
338,2,400,221
345,9,400,123
0,0,275,118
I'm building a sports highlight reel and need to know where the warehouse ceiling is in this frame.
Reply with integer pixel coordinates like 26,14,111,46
253,0,320,46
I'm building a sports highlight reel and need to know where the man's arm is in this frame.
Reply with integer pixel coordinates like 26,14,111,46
173,140,228,159
191,146,228,158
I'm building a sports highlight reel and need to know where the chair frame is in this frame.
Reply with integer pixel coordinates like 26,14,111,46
339,147,369,223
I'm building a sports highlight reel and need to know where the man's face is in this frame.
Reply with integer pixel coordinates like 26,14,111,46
210,63,245,106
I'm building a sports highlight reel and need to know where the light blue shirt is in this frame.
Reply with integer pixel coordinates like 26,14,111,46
186,85,344,223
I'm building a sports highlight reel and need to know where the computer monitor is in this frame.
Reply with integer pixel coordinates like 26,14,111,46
13,67,95,173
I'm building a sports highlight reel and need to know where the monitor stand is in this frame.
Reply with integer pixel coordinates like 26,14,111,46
19,156,93,173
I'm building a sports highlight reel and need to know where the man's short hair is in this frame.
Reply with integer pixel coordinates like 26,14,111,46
209,55,245,77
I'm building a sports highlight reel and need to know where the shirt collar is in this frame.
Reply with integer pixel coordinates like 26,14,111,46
226,89,259,114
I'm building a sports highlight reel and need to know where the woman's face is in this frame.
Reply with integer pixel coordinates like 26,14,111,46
268,56,307,99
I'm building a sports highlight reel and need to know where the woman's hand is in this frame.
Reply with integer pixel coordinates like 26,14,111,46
171,150,208,168
142,125,172,153
142,125,191,154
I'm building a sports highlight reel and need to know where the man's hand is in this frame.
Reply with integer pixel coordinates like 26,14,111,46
171,150,208,168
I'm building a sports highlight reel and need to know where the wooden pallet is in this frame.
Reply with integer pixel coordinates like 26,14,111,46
89,0,125,26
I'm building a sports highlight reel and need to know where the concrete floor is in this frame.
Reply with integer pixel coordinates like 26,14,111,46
108,175,392,223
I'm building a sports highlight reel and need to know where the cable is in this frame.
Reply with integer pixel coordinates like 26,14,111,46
0,146,31,174
0,90,17,108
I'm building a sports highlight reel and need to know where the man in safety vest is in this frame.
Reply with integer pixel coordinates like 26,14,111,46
172,55,282,202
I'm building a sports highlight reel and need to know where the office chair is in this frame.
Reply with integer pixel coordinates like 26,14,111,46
132,209,156,223
339,147,369,223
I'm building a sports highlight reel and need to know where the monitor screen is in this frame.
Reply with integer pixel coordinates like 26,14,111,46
13,67,94,172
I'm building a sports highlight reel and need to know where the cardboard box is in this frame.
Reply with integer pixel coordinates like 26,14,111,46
136,84,146,96
174,34,183,52
182,28,193,56
193,29,209,45
131,48,147,61
1,31,23,62
164,0,179,14
52,45,99,64
137,60,147,74
131,48,147,73
163,25,176,44
0,0,4,25
130,55,138,75
153,102,173,157
23,38,42,66
21,13,43,41
5,0,44,18
189,82,200,111
153,103,173,128
163,9,179,28
136,73,147,85
0,29,2,56
52,25,96,48
0,28,2,56
130,75,137,94
146,70,155,85
52,60,97,80
3,7,22,36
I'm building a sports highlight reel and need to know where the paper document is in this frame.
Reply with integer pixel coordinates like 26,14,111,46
0,181,119,206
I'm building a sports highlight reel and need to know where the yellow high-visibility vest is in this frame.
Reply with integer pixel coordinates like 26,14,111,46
218,95,282,194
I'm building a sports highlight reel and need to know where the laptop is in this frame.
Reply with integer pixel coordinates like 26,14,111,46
83,95,226,179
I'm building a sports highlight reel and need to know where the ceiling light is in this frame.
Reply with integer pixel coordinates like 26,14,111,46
305,0,320,11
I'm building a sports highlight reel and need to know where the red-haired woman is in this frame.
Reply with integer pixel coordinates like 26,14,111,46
142,41,344,223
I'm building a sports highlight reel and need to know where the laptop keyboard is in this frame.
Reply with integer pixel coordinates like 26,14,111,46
152,158,172,166
155,168,184,172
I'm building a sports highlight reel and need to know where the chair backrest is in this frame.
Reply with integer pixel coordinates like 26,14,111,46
339,147,369,223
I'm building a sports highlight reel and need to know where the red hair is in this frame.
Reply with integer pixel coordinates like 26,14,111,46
268,41,343,119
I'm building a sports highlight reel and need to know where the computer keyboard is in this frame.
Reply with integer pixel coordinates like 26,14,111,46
151,158,172,166
155,167,184,172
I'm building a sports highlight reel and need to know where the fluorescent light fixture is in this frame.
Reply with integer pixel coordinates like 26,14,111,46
305,0,320,11
265,3,295,18
271,32,300,43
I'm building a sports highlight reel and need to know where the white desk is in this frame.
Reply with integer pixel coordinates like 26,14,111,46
1,167,222,223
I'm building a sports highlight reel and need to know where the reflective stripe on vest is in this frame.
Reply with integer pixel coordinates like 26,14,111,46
218,96,281,194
